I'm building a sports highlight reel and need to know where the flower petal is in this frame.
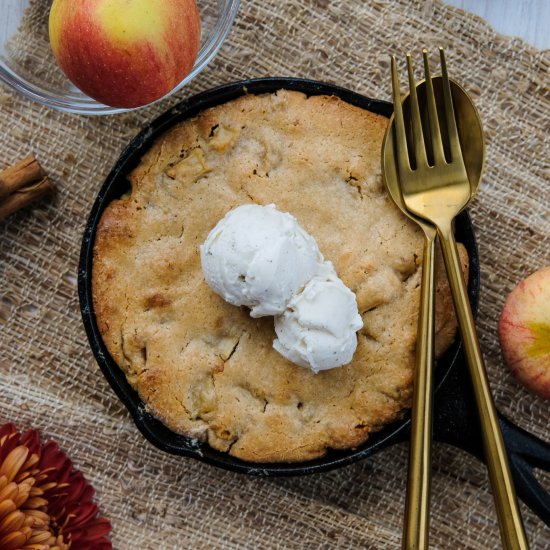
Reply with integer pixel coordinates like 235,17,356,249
0,481,18,504
68,502,98,528
26,528,56,544
24,496,49,509
0,499,16,521
0,530,30,550
19,430,41,456
0,447,29,482
13,480,34,508
0,510,26,536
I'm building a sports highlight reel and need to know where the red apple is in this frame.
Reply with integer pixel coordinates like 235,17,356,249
498,266,550,399
49,0,201,108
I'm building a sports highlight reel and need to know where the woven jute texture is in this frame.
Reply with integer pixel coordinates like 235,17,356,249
1,0,549,548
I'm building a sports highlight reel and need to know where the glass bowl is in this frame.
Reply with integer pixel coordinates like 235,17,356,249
0,0,240,115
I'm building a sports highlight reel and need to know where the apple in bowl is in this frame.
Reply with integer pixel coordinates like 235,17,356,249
499,266,550,399
49,0,201,108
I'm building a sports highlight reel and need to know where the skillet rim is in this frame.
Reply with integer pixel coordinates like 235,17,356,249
78,76,480,476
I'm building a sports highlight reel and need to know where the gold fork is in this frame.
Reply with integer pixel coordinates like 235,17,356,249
390,48,528,549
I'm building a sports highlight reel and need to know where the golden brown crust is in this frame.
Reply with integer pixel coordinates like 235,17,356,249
92,90,465,462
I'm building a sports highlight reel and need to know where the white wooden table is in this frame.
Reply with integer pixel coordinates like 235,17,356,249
446,0,549,49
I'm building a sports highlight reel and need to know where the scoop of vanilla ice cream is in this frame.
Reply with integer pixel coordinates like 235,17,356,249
273,269,363,373
200,204,323,317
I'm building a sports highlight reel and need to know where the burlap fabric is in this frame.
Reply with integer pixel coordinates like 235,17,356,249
1,0,549,548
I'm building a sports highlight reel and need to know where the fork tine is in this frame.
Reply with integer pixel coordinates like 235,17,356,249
439,47,462,162
391,56,411,173
406,54,428,169
422,49,445,166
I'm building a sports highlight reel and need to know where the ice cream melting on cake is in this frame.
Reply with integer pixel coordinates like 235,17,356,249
200,204,362,372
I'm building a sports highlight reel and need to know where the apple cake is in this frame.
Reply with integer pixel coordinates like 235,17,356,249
92,89,466,462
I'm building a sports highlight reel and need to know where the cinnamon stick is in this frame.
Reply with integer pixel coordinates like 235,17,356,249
0,155,47,200
0,177,54,220
0,155,54,220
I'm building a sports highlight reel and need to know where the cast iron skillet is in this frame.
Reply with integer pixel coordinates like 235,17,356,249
78,77,550,525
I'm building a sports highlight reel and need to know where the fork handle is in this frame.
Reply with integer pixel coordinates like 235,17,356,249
403,229,437,550
438,223,529,550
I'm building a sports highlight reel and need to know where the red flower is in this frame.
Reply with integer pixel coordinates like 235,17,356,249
0,423,112,549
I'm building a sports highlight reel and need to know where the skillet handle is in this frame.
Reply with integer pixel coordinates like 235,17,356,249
499,415,550,526
433,350,550,526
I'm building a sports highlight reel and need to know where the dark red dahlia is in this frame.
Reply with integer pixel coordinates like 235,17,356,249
0,423,111,549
